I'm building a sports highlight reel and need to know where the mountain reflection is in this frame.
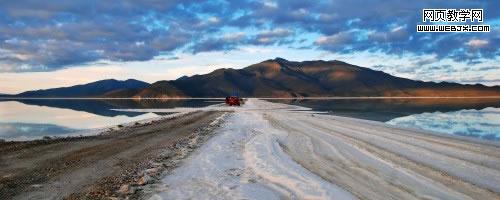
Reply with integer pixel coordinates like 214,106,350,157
387,108,500,141
1,98,499,141
273,98,500,141
1,99,216,117
272,98,500,122
0,99,217,141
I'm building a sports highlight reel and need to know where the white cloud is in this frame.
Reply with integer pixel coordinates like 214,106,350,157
466,39,489,49
315,32,353,45
222,32,246,41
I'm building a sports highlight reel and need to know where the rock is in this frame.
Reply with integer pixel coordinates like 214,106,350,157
164,160,176,167
174,143,185,148
118,184,134,194
145,168,159,176
160,149,175,158
175,149,186,156
150,162,163,167
137,174,153,185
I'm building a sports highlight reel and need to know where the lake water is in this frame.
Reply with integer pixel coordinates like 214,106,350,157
271,98,500,141
1,98,499,141
0,99,221,141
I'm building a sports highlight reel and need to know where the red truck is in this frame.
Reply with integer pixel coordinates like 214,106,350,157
225,96,241,106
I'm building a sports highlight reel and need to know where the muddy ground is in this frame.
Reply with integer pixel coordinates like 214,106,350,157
0,111,227,199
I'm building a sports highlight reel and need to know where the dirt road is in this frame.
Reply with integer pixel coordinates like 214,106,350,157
0,111,227,199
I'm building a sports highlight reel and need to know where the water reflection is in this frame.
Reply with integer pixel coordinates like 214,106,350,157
272,98,500,141
8,99,216,117
0,99,218,141
271,98,500,122
2,98,499,141
0,122,79,141
387,107,500,141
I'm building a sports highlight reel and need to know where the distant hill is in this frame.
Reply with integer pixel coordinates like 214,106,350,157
106,58,500,98
16,79,149,97
12,59,500,98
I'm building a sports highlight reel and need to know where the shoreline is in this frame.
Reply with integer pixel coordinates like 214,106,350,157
0,110,229,199
1,96,500,100
147,99,500,199
336,113,500,147
0,99,498,199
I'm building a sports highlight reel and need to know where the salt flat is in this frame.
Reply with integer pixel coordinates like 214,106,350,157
144,99,499,200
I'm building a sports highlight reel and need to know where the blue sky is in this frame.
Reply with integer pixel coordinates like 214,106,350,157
0,0,498,93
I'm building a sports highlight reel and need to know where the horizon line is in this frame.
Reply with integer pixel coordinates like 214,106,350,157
1,96,500,100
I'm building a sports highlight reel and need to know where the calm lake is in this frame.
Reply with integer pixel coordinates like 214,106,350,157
272,98,500,141
0,99,220,141
1,98,499,141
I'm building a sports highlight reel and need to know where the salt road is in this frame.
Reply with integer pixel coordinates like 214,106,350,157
133,99,500,200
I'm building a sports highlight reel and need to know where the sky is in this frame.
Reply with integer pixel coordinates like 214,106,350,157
0,0,499,94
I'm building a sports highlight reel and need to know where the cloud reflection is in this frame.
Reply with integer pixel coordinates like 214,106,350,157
0,122,79,141
387,107,500,141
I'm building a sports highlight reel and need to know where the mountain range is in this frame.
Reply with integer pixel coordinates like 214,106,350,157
6,58,500,98
14,79,149,97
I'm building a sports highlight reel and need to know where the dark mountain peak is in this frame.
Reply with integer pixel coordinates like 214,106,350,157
124,78,143,82
17,79,150,97
100,78,148,84
96,78,136,83
261,57,291,65
297,59,351,67
328,60,350,65
89,79,115,84
245,59,283,72
267,58,354,70
213,68,229,73
274,57,289,62
176,75,189,81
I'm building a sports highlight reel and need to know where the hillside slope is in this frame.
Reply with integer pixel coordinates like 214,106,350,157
110,58,500,98
16,79,150,97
